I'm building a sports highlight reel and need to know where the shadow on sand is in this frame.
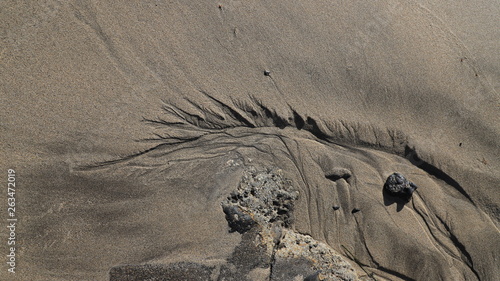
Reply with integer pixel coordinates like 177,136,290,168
383,188,412,212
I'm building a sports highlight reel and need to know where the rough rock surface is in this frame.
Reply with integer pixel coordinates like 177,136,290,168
220,166,359,281
273,229,358,281
109,263,215,281
222,166,298,230
383,172,418,201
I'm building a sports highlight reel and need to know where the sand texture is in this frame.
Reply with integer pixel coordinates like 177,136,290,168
1,0,499,280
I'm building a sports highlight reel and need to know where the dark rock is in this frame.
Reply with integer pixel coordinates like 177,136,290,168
384,172,418,201
109,262,214,281
264,70,271,76
304,272,321,281
351,208,360,214
270,257,319,281
222,204,256,234
332,205,340,211
218,227,272,280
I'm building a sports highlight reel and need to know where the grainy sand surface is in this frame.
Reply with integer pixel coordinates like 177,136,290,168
1,1,499,280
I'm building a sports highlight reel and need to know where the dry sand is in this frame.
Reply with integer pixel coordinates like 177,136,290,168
1,0,499,280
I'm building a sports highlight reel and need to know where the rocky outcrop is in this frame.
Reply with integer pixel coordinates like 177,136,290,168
219,166,359,281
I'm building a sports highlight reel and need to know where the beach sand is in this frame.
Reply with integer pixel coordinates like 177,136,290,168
1,1,499,280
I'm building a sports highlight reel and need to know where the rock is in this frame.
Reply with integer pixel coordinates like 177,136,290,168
222,204,256,234
109,262,215,281
220,166,360,280
221,167,298,229
272,229,358,281
384,172,418,201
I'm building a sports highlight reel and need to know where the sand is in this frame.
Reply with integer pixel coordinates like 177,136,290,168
1,0,499,280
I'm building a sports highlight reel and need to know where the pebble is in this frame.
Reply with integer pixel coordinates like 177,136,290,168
384,172,418,201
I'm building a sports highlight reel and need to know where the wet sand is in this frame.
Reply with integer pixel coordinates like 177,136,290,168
1,1,499,280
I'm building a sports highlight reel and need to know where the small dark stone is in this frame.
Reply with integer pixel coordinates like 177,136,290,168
351,208,360,214
264,70,271,76
332,206,340,211
384,172,418,201
459,142,462,147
